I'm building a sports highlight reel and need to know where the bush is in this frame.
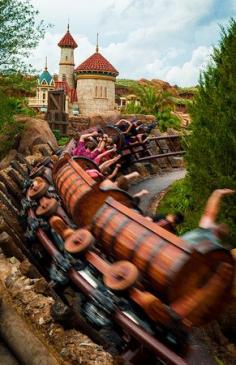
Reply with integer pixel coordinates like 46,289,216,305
58,136,69,146
159,20,236,245
157,178,200,235
156,108,181,132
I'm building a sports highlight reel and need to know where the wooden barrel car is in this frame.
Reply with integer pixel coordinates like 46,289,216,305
91,197,235,327
52,155,235,328
52,154,140,227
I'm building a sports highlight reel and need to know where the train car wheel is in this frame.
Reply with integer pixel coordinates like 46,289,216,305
104,260,139,291
36,197,58,217
64,229,95,254
28,177,49,200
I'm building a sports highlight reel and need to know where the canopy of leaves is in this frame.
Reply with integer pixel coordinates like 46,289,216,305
0,0,46,158
161,19,236,245
0,0,47,73
187,19,236,201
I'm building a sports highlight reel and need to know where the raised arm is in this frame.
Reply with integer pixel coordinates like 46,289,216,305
80,131,99,142
199,189,235,228
106,163,121,180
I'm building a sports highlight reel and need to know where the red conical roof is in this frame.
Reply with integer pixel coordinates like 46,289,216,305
58,30,78,49
75,51,119,76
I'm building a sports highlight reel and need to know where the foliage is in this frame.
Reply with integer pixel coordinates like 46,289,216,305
156,108,181,132
159,19,236,245
121,83,181,130
0,0,47,73
158,178,200,235
52,129,69,146
0,91,24,158
0,0,46,158
186,19,236,244
116,79,140,90
58,136,70,146
123,101,142,114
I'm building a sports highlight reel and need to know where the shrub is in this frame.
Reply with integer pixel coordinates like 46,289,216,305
159,20,236,245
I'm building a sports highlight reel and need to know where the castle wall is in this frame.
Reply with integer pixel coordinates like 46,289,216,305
59,48,75,89
76,77,115,115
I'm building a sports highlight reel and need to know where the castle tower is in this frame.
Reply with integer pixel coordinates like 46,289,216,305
58,24,78,89
75,35,119,114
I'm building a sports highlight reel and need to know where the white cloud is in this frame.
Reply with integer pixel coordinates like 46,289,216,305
27,0,233,86
165,46,213,86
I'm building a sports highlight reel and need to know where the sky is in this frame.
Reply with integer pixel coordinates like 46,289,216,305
29,0,236,86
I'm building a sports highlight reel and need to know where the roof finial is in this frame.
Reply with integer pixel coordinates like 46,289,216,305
67,18,70,32
96,32,99,53
45,56,48,71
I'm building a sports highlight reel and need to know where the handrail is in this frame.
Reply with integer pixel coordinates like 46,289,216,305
135,151,186,163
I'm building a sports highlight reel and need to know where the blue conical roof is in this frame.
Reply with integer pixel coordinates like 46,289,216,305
39,70,53,85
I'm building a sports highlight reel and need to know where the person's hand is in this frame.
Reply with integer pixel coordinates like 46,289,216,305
92,131,99,136
214,189,235,195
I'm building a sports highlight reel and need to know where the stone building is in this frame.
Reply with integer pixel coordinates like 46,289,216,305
75,43,119,114
28,26,119,115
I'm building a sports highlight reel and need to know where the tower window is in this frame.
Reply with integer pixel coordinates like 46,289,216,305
66,56,68,61
100,86,103,98
104,87,107,98
95,86,98,98
62,74,67,81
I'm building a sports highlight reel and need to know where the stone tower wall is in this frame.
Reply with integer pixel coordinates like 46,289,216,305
76,77,115,115
59,48,75,89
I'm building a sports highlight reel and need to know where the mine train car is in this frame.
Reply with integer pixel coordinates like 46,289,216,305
21,148,235,365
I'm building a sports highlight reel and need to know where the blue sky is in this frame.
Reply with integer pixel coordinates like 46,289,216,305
29,0,236,86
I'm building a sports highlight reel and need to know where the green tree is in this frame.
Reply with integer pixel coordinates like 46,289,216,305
186,19,236,242
158,20,236,245
0,0,46,73
0,0,46,157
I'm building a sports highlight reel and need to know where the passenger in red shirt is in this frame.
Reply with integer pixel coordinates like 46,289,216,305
72,131,105,160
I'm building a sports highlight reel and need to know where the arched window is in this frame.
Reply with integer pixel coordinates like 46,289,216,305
100,86,103,98
62,74,67,81
104,87,107,98
42,92,46,100
95,86,98,98
65,56,68,61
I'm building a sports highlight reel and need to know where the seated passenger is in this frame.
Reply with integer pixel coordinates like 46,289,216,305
181,189,235,246
72,131,105,160
153,212,184,234
99,154,121,175
93,145,117,165
100,171,140,191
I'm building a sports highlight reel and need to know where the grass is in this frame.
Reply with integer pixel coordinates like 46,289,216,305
157,177,201,235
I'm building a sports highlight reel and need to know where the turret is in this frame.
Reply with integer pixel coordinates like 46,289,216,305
58,24,78,89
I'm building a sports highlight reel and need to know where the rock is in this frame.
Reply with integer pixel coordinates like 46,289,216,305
38,317,45,325
25,153,44,166
16,117,58,155
34,278,50,295
89,111,121,127
0,150,18,170
31,144,51,156
170,157,185,168
68,111,121,132
19,260,41,279
121,114,156,124
133,163,149,177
